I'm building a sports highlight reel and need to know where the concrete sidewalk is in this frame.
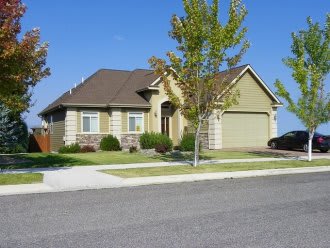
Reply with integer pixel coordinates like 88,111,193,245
1,157,330,196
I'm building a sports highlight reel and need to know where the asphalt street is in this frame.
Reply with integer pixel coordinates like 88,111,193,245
1,172,329,248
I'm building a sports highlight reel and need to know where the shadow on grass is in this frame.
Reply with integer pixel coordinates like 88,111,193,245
0,153,92,170
151,151,213,162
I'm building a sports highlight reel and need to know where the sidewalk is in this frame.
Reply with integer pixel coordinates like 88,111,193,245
1,157,330,196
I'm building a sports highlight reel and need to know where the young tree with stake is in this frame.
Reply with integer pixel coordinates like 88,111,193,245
149,0,249,166
275,15,330,161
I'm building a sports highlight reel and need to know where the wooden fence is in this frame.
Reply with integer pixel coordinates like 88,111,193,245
28,134,50,153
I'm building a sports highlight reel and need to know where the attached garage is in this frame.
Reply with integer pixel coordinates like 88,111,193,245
222,112,269,148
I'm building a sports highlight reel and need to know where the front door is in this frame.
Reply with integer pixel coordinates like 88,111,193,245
161,117,170,136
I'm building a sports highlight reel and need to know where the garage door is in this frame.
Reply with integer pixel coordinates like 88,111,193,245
222,112,269,148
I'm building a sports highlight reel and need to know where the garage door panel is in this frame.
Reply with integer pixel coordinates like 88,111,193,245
222,112,269,148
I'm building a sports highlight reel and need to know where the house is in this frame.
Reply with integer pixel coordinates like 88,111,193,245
39,65,282,151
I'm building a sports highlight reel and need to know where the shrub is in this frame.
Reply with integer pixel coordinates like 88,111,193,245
140,132,158,149
100,135,121,151
129,146,138,153
58,143,81,154
80,145,96,153
140,132,173,153
140,132,173,152
155,144,170,154
179,133,196,152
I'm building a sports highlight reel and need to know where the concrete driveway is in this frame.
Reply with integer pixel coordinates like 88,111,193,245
222,146,330,158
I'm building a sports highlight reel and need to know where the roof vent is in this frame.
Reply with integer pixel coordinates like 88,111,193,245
69,88,72,94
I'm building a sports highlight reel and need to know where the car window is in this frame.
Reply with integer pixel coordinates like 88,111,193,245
297,131,308,139
283,132,296,138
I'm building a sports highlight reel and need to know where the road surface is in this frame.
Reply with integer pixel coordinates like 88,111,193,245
1,172,329,247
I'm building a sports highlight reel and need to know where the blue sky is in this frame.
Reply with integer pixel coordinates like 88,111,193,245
21,0,330,135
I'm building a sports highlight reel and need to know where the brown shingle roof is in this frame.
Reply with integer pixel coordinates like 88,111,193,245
39,69,158,115
39,65,254,115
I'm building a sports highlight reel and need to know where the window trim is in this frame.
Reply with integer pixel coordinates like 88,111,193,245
81,111,100,133
128,112,144,133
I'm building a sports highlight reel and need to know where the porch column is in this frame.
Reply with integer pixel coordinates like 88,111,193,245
110,108,122,141
208,112,222,149
65,108,77,145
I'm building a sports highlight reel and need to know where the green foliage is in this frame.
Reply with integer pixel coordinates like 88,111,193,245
139,132,173,151
275,15,330,133
58,143,81,154
100,135,121,151
179,133,196,151
0,0,50,114
0,102,28,154
149,0,249,166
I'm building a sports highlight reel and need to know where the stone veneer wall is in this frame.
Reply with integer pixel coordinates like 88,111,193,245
121,134,141,149
199,133,209,150
76,134,108,150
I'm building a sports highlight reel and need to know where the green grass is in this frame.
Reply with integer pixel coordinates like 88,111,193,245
0,173,43,185
101,159,330,178
0,150,271,170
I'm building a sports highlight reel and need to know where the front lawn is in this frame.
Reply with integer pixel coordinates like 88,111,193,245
101,159,330,178
0,150,271,170
0,173,43,185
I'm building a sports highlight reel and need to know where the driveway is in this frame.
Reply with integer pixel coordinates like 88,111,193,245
222,146,329,158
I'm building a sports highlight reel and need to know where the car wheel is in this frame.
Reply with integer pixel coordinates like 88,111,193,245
270,141,278,149
320,149,328,153
303,143,308,152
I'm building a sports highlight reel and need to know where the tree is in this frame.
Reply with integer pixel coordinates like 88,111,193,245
0,0,50,114
0,102,19,153
149,0,249,166
275,14,330,161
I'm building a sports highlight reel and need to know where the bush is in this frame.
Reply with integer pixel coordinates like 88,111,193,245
155,144,171,153
140,132,173,152
100,135,121,151
140,132,158,149
179,133,196,152
80,145,96,153
129,146,138,153
58,143,81,154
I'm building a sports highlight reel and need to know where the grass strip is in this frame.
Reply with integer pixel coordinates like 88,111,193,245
0,151,271,170
0,173,43,185
101,159,330,178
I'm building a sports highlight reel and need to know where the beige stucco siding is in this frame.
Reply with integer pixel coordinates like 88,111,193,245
148,76,187,133
49,110,65,151
229,72,273,112
121,108,149,133
172,109,179,145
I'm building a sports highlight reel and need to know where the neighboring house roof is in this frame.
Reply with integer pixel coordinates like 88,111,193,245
39,65,281,115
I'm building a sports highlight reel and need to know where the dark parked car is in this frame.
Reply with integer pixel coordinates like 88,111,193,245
267,130,330,153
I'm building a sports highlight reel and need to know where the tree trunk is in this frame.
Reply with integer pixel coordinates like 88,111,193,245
193,120,202,167
308,129,315,162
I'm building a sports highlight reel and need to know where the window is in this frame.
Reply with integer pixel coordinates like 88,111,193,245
82,112,99,133
129,112,143,132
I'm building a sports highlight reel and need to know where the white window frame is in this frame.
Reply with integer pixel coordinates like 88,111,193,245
81,111,99,133
128,112,144,133
49,115,54,134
